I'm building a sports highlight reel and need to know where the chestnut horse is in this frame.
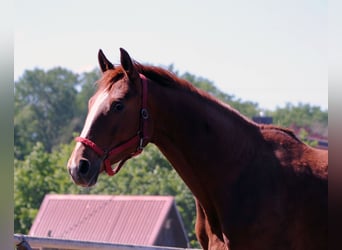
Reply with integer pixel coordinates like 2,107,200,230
67,48,328,250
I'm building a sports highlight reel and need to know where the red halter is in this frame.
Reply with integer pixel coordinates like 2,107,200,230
75,74,149,176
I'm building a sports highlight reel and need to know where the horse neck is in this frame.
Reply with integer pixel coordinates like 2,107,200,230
148,79,260,198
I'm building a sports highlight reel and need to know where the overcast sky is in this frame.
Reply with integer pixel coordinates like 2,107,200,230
15,0,327,111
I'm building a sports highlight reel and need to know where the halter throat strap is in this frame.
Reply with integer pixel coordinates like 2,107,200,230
75,74,149,176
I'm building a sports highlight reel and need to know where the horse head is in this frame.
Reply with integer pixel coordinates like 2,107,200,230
67,48,150,186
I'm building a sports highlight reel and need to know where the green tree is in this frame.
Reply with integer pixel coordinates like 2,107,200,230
269,102,328,128
14,68,79,159
14,142,72,233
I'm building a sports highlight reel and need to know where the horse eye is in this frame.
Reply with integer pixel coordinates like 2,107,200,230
112,102,124,112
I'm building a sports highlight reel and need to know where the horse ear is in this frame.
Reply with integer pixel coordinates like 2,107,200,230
98,49,114,73
120,48,139,81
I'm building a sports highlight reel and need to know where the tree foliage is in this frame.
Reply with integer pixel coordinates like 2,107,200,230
14,142,73,232
268,102,328,128
14,66,328,247
14,68,79,159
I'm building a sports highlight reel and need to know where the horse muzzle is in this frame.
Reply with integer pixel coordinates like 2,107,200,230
68,157,101,187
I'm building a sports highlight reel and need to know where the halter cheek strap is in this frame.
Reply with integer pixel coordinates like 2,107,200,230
75,74,149,176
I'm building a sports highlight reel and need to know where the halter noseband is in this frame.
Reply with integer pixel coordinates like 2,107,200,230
75,74,149,176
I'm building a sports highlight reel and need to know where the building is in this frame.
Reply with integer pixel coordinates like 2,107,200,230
29,194,189,248
252,114,273,125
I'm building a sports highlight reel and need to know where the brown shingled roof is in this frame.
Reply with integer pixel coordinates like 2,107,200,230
29,194,189,248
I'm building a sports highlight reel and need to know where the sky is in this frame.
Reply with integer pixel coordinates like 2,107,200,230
14,0,327,111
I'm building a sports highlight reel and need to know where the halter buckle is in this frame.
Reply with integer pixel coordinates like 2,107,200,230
139,137,144,150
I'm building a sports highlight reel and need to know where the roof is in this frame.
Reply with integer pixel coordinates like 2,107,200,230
29,194,189,247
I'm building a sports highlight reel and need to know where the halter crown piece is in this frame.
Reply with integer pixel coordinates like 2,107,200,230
75,74,149,176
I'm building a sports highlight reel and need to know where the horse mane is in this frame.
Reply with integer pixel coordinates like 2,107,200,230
97,62,300,141
97,62,227,109
134,63,258,124
135,63,198,92
97,62,194,90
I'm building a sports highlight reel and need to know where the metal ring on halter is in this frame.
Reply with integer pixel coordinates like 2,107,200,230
141,108,149,119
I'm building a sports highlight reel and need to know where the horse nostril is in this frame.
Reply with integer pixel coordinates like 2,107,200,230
78,159,90,175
